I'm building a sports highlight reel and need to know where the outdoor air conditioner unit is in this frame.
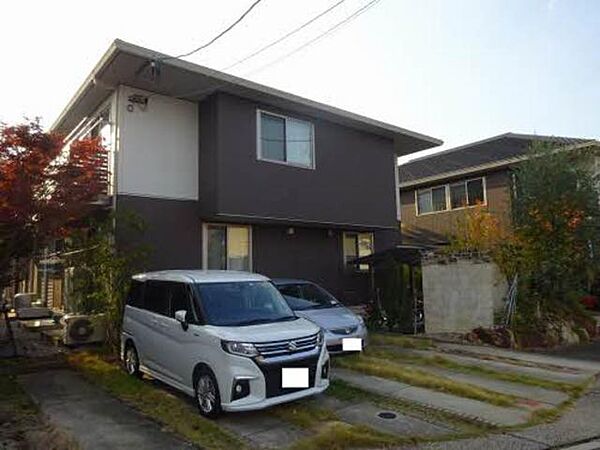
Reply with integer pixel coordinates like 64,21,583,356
62,314,106,346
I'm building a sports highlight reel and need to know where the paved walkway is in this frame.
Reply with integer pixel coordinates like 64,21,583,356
0,319,65,359
18,369,193,450
541,340,600,363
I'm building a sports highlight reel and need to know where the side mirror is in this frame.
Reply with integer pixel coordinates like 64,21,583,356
175,310,189,331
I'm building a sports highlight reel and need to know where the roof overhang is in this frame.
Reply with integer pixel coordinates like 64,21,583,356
51,40,442,154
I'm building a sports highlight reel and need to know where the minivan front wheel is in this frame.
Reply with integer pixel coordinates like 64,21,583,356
194,370,221,418
124,343,141,378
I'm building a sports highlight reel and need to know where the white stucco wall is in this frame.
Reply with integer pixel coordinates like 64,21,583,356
116,85,198,201
422,258,508,333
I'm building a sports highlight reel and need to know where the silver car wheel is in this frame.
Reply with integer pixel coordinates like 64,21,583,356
196,375,217,414
125,347,138,375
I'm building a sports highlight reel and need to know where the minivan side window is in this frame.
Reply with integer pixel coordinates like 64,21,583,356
126,280,145,308
168,282,192,319
144,281,170,316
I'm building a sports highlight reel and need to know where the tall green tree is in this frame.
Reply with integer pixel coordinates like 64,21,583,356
512,141,600,316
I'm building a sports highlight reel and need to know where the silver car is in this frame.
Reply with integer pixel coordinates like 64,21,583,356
273,279,368,354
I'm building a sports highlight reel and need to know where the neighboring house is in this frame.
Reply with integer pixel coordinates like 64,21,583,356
43,39,441,306
398,133,600,246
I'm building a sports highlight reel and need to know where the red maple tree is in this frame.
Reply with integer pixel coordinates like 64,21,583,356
0,119,108,288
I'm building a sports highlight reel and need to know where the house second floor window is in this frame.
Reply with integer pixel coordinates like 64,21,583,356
343,232,374,271
204,224,251,271
258,110,314,168
450,178,485,209
416,177,486,215
417,186,447,214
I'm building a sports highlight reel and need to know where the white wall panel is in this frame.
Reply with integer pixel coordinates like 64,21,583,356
117,86,198,200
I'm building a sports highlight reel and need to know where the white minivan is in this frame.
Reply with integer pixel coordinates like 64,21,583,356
121,270,330,417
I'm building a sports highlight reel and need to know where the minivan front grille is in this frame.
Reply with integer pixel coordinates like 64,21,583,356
254,333,319,358
256,355,319,398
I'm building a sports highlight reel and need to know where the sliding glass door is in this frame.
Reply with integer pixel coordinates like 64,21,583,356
204,224,251,271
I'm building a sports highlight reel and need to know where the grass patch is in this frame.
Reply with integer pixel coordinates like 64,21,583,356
0,373,39,422
67,352,245,450
368,347,587,396
335,354,518,407
370,333,433,349
291,421,411,450
269,400,338,429
328,379,492,434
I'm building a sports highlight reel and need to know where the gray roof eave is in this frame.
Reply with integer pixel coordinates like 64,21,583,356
51,39,442,154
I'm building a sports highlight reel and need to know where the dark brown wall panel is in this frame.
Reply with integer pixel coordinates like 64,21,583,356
116,195,202,271
209,93,398,229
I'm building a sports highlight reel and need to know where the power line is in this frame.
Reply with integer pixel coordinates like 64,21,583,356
244,0,382,77
223,0,347,71
162,0,263,61
145,0,381,102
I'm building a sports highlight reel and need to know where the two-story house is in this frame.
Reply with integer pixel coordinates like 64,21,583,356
398,133,600,246
49,39,441,305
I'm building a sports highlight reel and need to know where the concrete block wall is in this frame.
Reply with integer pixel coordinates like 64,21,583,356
422,256,507,333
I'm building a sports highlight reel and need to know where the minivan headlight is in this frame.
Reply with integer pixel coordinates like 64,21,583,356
221,340,259,358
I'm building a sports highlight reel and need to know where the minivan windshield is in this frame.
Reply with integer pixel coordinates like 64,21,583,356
276,283,340,311
194,281,297,327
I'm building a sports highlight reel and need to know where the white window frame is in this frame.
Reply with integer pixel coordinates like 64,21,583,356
256,109,315,170
415,176,487,216
202,223,253,271
415,185,449,216
342,232,374,272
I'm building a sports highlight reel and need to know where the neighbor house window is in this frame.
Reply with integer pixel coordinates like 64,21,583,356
204,224,251,271
416,177,486,215
417,186,448,215
258,110,314,168
450,178,485,209
343,232,374,271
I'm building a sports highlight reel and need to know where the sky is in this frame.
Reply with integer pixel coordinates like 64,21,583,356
1,0,599,161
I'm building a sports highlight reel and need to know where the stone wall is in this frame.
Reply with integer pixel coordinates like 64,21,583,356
422,253,508,333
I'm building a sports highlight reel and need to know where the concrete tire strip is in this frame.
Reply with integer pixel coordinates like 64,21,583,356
219,393,454,448
401,379,600,449
315,394,455,437
18,369,193,450
436,343,600,374
409,349,593,385
332,369,531,427
218,413,309,449
419,366,569,408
